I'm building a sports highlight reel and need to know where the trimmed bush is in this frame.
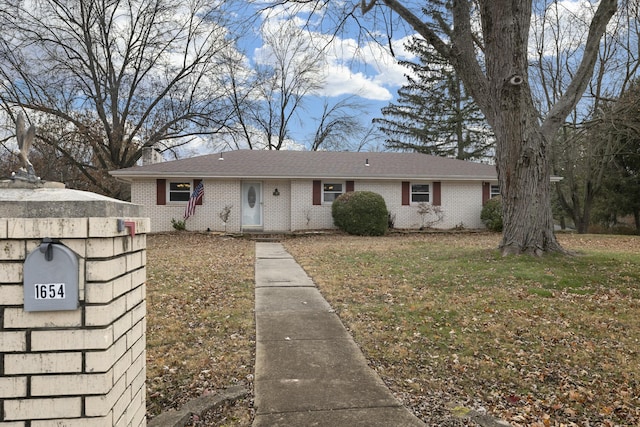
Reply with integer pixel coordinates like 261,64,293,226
332,191,388,236
481,196,503,232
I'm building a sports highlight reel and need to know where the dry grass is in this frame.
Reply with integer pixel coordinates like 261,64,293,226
145,231,640,427
284,232,640,426
146,233,255,426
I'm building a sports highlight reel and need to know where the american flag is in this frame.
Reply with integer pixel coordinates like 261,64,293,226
184,181,204,219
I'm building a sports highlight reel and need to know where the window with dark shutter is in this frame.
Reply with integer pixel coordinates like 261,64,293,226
432,182,441,206
346,181,354,192
402,181,410,206
411,184,430,202
168,182,191,201
313,180,322,205
490,184,500,199
482,182,490,205
157,179,166,205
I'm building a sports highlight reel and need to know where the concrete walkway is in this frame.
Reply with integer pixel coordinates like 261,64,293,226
252,242,425,427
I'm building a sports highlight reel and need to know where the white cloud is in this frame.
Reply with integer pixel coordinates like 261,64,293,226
252,14,417,102
326,37,413,96
322,66,394,100
318,34,416,100
529,0,597,58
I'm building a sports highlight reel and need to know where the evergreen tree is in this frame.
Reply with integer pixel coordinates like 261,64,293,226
374,37,494,161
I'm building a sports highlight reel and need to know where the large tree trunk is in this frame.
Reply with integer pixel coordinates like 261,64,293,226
478,0,563,255
493,108,563,255
378,0,617,255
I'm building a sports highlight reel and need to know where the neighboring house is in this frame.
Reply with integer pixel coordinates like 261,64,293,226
110,149,499,233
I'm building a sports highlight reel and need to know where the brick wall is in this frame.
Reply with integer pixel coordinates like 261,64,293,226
439,181,485,228
291,180,335,231
373,181,485,229
263,180,291,232
133,179,242,233
1,216,149,426
292,180,487,231
132,177,490,233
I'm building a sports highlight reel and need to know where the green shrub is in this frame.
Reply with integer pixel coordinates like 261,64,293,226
481,196,503,232
332,191,388,236
171,218,186,231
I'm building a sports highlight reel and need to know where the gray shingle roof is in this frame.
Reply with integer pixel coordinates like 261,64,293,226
110,150,497,181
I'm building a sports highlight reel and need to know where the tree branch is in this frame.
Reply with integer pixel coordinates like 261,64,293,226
541,0,618,140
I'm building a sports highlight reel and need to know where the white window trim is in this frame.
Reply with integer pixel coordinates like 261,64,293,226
410,182,431,204
322,181,345,204
167,180,193,204
490,184,500,198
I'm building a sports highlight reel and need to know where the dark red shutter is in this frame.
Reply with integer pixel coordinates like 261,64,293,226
482,182,490,205
402,181,410,206
194,179,203,205
346,181,354,192
313,180,322,205
156,179,166,205
432,182,441,206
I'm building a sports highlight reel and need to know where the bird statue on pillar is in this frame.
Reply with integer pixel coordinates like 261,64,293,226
14,112,38,182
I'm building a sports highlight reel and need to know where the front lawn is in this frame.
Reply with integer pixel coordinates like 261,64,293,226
146,233,255,425
285,233,640,426
145,232,640,426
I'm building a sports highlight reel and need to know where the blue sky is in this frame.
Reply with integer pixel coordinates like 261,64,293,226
178,0,628,156
225,0,595,152
227,2,419,151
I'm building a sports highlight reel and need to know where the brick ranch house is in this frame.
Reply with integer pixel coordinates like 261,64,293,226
110,149,500,233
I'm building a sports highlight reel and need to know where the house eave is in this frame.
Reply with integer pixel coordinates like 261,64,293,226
109,171,499,182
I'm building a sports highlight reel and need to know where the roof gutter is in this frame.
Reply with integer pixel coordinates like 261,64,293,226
109,172,499,181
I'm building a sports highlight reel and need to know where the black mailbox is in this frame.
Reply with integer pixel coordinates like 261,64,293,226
24,238,79,312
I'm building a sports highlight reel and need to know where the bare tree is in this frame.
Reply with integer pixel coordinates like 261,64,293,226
329,0,617,255
601,83,640,232
560,79,640,233
224,17,373,152
221,50,261,151
552,123,620,233
0,0,238,197
530,2,640,233
229,19,324,150
310,96,368,151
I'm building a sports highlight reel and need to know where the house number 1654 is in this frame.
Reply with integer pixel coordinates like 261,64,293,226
34,283,66,300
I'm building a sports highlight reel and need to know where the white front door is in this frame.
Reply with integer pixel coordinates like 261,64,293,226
241,182,263,228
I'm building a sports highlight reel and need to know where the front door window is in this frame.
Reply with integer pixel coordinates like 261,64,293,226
242,182,262,227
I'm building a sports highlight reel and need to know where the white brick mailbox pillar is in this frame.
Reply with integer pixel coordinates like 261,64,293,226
0,184,149,427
